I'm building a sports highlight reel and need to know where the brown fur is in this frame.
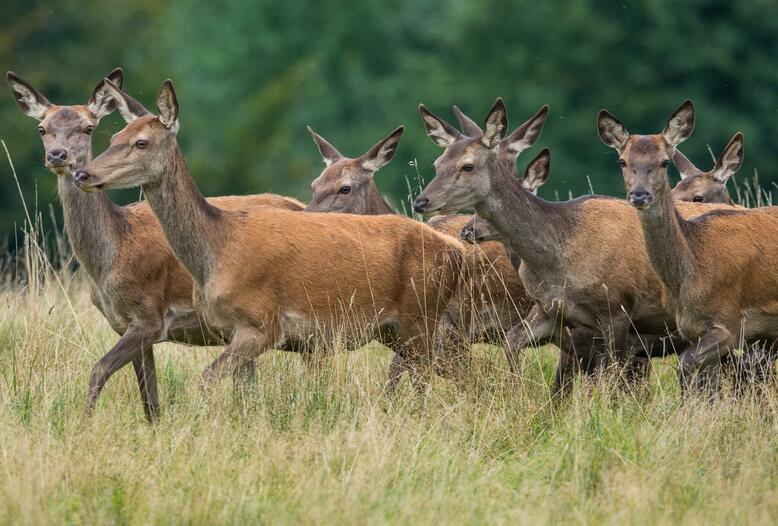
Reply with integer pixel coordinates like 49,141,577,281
77,80,465,393
671,149,735,204
6,71,304,421
600,101,775,395
415,99,734,393
304,126,535,348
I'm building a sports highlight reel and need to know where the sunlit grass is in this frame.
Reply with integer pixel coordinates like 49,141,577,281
1,278,778,525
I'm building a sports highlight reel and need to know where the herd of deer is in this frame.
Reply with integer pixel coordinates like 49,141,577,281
7,68,777,422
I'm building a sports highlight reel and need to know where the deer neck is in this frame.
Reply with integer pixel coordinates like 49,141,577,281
475,166,569,270
636,182,694,297
365,181,395,215
142,145,224,287
56,169,123,279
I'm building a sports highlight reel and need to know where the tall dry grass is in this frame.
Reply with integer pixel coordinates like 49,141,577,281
2,264,778,524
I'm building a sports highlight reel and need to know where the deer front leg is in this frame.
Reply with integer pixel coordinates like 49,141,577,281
84,325,159,418
505,305,559,375
131,346,159,422
386,353,409,395
678,325,734,398
553,327,599,396
201,328,269,388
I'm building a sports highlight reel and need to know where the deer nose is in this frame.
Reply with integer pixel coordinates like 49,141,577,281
73,170,91,185
460,225,477,244
46,149,68,166
413,196,430,214
628,188,652,207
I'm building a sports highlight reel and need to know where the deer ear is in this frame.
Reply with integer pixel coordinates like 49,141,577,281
521,148,551,193
597,109,629,152
419,104,461,147
87,68,125,119
662,100,695,147
106,67,124,89
482,98,508,149
5,71,51,120
710,132,744,183
672,149,703,179
500,105,549,162
523,148,551,189
99,77,151,123
307,126,344,167
156,80,179,130
361,126,404,172
452,105,483,137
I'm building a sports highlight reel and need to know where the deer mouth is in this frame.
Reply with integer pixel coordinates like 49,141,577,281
73,178,105,193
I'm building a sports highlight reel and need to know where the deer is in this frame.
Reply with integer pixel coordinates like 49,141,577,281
72,78,466,394
304,123,546,353
598,101,778,395
6,70,304,421
462,146,741,252
670,149,736,204
412,99,735,393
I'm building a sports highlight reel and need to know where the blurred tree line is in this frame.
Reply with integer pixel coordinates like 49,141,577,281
1,0,777,236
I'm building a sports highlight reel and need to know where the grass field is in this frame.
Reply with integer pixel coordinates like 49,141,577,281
1,270,778,525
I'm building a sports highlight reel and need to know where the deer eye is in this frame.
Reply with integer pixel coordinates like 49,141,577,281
462,163,474,172
618,159,627,167
84,125,95,135
135,139,149,149
37,126,45,136
338,185,351,195
693,195,704,203
661,159,670,168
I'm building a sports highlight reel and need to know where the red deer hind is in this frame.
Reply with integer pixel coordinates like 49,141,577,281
6,70,304,421
599,101,778,395
74,78,466,393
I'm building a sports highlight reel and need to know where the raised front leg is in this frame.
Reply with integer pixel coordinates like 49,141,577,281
201,328,269,388
678,325,734,398
505,305,559,374
84,325,159,418
131,346,159,422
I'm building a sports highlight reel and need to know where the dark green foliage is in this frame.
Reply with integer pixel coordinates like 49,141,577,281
1,1,777,236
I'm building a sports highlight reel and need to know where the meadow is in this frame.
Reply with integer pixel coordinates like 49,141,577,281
2,252,778,524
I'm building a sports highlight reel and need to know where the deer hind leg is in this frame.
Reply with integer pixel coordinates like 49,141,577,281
730,340,777,397
201,327,270,389
131,346,159,422
84,325,159,419
384,319,434,396
678,325,734,399
434,301,472,383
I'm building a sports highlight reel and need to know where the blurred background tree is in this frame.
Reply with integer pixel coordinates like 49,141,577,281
1,0,777,237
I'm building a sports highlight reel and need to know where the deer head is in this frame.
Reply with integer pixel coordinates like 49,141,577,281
74,79,179,191
6,68,124,176
670,140,742,205
598,100,696,210
305,126,404,213
413,99,548,215
460,149,551,244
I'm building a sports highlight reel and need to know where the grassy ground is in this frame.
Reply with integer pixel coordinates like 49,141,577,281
2,276,778,525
